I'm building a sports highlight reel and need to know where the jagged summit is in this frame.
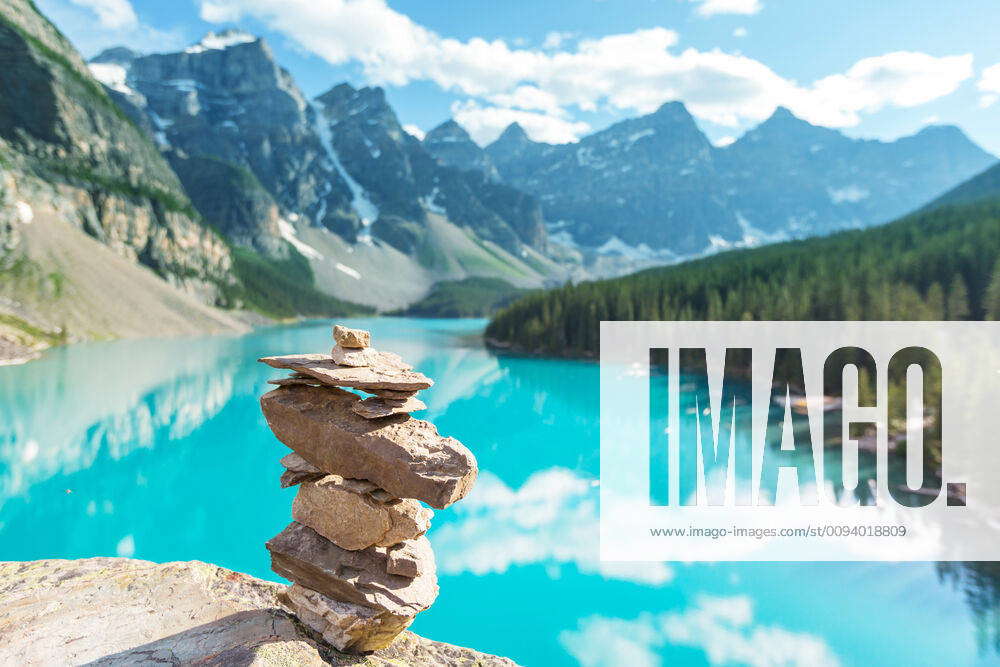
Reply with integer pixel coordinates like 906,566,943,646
185,29,259,54
422,120,500,178
316,83,397,126
425,119,472,142
649,99,693,121
495,122,531,145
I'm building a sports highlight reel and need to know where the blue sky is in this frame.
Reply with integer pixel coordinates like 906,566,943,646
39,0,1000,153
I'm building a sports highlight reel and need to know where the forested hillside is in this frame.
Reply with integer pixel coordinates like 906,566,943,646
486,190,1000,357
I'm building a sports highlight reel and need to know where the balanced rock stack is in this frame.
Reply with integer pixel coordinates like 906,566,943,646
257,325,478,653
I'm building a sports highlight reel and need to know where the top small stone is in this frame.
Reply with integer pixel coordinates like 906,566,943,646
334,325,371,349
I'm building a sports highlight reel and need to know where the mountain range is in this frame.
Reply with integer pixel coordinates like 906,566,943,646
87,30,558,311
425,105,995,262
486,154,1000,357
1,0,997,352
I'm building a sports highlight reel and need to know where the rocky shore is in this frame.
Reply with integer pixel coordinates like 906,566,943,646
0,557,516,665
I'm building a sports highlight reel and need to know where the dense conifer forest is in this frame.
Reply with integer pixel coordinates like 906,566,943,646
487,188,1000,358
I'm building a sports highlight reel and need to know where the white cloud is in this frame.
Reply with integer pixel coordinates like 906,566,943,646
714,135,736,147
733,26,748,38
452,100,591,144
560,596,841,667
542,31,577,50
977,62,1000,108
37,0,185,55
196,0,972,134
402,123,425,140
430,468,674,585
68,0,136,29
692,0,762,17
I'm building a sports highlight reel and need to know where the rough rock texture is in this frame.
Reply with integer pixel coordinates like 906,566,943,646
353,395,427,419
0,0,234,292
293,475,432,549
267,522,438,616
370,388,419,399
334,325,371,348
279,452,324,488
284,584,413,653
261,385,476,509
331,344,380,367
260,354,430,392
387,538,435,579
0,557,517,665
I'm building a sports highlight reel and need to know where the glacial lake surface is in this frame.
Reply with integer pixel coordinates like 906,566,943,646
0,318,994,666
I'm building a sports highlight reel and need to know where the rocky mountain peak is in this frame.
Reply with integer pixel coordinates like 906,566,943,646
424,119,473,143
649,100,695,124
316,84,396,126
494,122,532,146
423,120,499,179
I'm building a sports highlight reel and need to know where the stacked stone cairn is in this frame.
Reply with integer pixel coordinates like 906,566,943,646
258,325,478,653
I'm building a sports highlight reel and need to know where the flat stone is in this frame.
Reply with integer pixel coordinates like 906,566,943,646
369,388,418,399
0,557,517,665
386,538,435,578
352,395,427,419
261,385,476,509
280,453,325,488
333,325,371,348
266,522,438,616
283,584,413,654
292,475,432,550
330,345,379,367
269,377,323,387
259,354,430,392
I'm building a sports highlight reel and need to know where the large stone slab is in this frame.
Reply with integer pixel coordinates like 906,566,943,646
259,354,430,392
0,557,517,665
261,385,476,509
283,584,412,653
266,522,438,617
292,475,432,550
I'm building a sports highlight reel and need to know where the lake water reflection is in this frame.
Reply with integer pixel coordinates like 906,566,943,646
0,318,994,665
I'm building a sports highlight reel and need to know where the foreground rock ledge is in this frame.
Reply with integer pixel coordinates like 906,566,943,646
0,557,518,666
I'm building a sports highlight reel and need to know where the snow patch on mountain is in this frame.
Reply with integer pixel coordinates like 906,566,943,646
277,218,323,259
87,63,134,96
311,102,380,230
335,262,362,280
186,30,256,54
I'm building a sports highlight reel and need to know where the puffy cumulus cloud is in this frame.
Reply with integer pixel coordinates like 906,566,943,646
451,101,591,145
560,596,841,667
196,0,972,136
430,468,674,585
977,62,1000,108
802,52,974,126
68,0,137,29
691,0,763,17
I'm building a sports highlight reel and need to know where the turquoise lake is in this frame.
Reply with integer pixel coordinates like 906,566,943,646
0,317,996,666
